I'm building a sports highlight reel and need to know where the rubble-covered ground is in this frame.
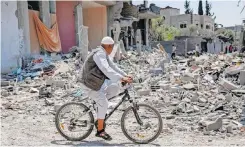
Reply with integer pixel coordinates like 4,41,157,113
1,48,245,146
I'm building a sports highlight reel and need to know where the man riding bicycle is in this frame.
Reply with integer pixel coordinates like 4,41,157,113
81,36,133,141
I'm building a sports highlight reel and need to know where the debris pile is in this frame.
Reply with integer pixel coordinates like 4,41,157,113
1,46,245,139
118,50,245,137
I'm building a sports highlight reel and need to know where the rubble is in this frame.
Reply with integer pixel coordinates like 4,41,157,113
1,81,10,87
220,78,239,91
137,89,151,96
1,46,245,144
202,117,223,131
1,89,9,97
30,88,39,93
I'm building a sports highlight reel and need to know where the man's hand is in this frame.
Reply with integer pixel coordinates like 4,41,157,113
121,77,133,84
126,75,133,80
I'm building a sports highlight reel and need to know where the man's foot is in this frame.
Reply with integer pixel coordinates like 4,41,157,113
95,129,112,141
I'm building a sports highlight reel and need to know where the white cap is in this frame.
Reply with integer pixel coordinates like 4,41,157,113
101,36,114,45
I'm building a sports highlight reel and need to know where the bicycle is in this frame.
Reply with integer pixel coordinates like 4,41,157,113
55,84,163,144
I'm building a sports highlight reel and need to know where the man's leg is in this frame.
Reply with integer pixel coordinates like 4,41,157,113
89,89,112,139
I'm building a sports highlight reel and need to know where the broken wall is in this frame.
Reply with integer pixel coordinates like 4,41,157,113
56,1,77,53
151,40,185,55
83,7,107,50
175,36,204,52
1,1,20,73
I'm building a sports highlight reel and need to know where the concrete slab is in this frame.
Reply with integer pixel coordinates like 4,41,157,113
220,78,239,91
239,70,245,85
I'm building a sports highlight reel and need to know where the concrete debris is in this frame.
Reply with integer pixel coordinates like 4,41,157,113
1,89,9,97
239,70,245,85
167,123,174,129
30,88,39,93
1,81,10,87
220,78,239,91
183,83,196,90
149,68,163,75
193,105,200,112
166,115,175,119
226,125,233,133
198,98,207,103
1,47,245,143
225,94,233,103
45,99,54,106
206,117,223,131
137,89,150,96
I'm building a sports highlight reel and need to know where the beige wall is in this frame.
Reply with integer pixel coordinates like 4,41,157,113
160,8,180,26
83,6,107,50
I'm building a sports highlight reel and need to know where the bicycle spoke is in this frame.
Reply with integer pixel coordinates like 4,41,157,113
56,103,94,140
121,104,163,143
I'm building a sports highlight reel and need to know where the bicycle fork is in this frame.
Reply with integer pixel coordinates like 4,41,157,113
132,102,143,125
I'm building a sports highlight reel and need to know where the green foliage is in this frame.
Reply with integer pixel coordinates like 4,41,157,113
215,28,235,38
198,0,204,15
151,17,180,41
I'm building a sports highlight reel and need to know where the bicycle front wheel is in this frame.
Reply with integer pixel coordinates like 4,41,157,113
121,103,163,144
55,102,94,141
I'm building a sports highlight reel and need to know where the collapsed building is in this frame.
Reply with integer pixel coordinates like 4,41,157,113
1,0,161,74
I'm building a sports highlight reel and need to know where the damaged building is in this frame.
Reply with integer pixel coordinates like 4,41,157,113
1,0,159,73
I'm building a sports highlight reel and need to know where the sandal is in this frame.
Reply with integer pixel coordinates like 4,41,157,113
95,129,112,141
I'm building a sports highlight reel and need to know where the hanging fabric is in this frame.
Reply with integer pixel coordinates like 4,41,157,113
33,12,61,52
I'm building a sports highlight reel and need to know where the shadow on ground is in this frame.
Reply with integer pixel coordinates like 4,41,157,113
51,140,161,146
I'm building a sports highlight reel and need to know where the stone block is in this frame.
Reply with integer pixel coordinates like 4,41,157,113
137,89,150,96
166,115,175,119
239,70,245,85
220,78,239,91
198,97,207,103
30,88,39,93
169,86,180,93
181,73,197,82
183,83,196,90
55,80,66,87
46,80,54,86
1,81,10,87
1,89,9,97
226,125,232,133
193,105,200,112
167,123,174,129
134,85,142,90
206,117,223,131
225,94,232,103
159,83,170,90
149,68,163,75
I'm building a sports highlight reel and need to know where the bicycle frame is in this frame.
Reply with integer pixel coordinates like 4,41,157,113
104,89,143,125
77,87,143,125
104,90,130,121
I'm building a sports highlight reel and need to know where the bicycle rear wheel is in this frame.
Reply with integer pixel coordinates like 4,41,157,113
55,102,94,141
121,103,163,144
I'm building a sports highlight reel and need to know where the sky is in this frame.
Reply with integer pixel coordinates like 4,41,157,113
132,0,245,27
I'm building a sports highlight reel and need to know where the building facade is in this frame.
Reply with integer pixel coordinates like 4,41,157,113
1,1,113,73
160,6,215,37
1,0,155,73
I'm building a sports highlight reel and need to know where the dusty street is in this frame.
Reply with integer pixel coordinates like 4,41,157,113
2,92,245,146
